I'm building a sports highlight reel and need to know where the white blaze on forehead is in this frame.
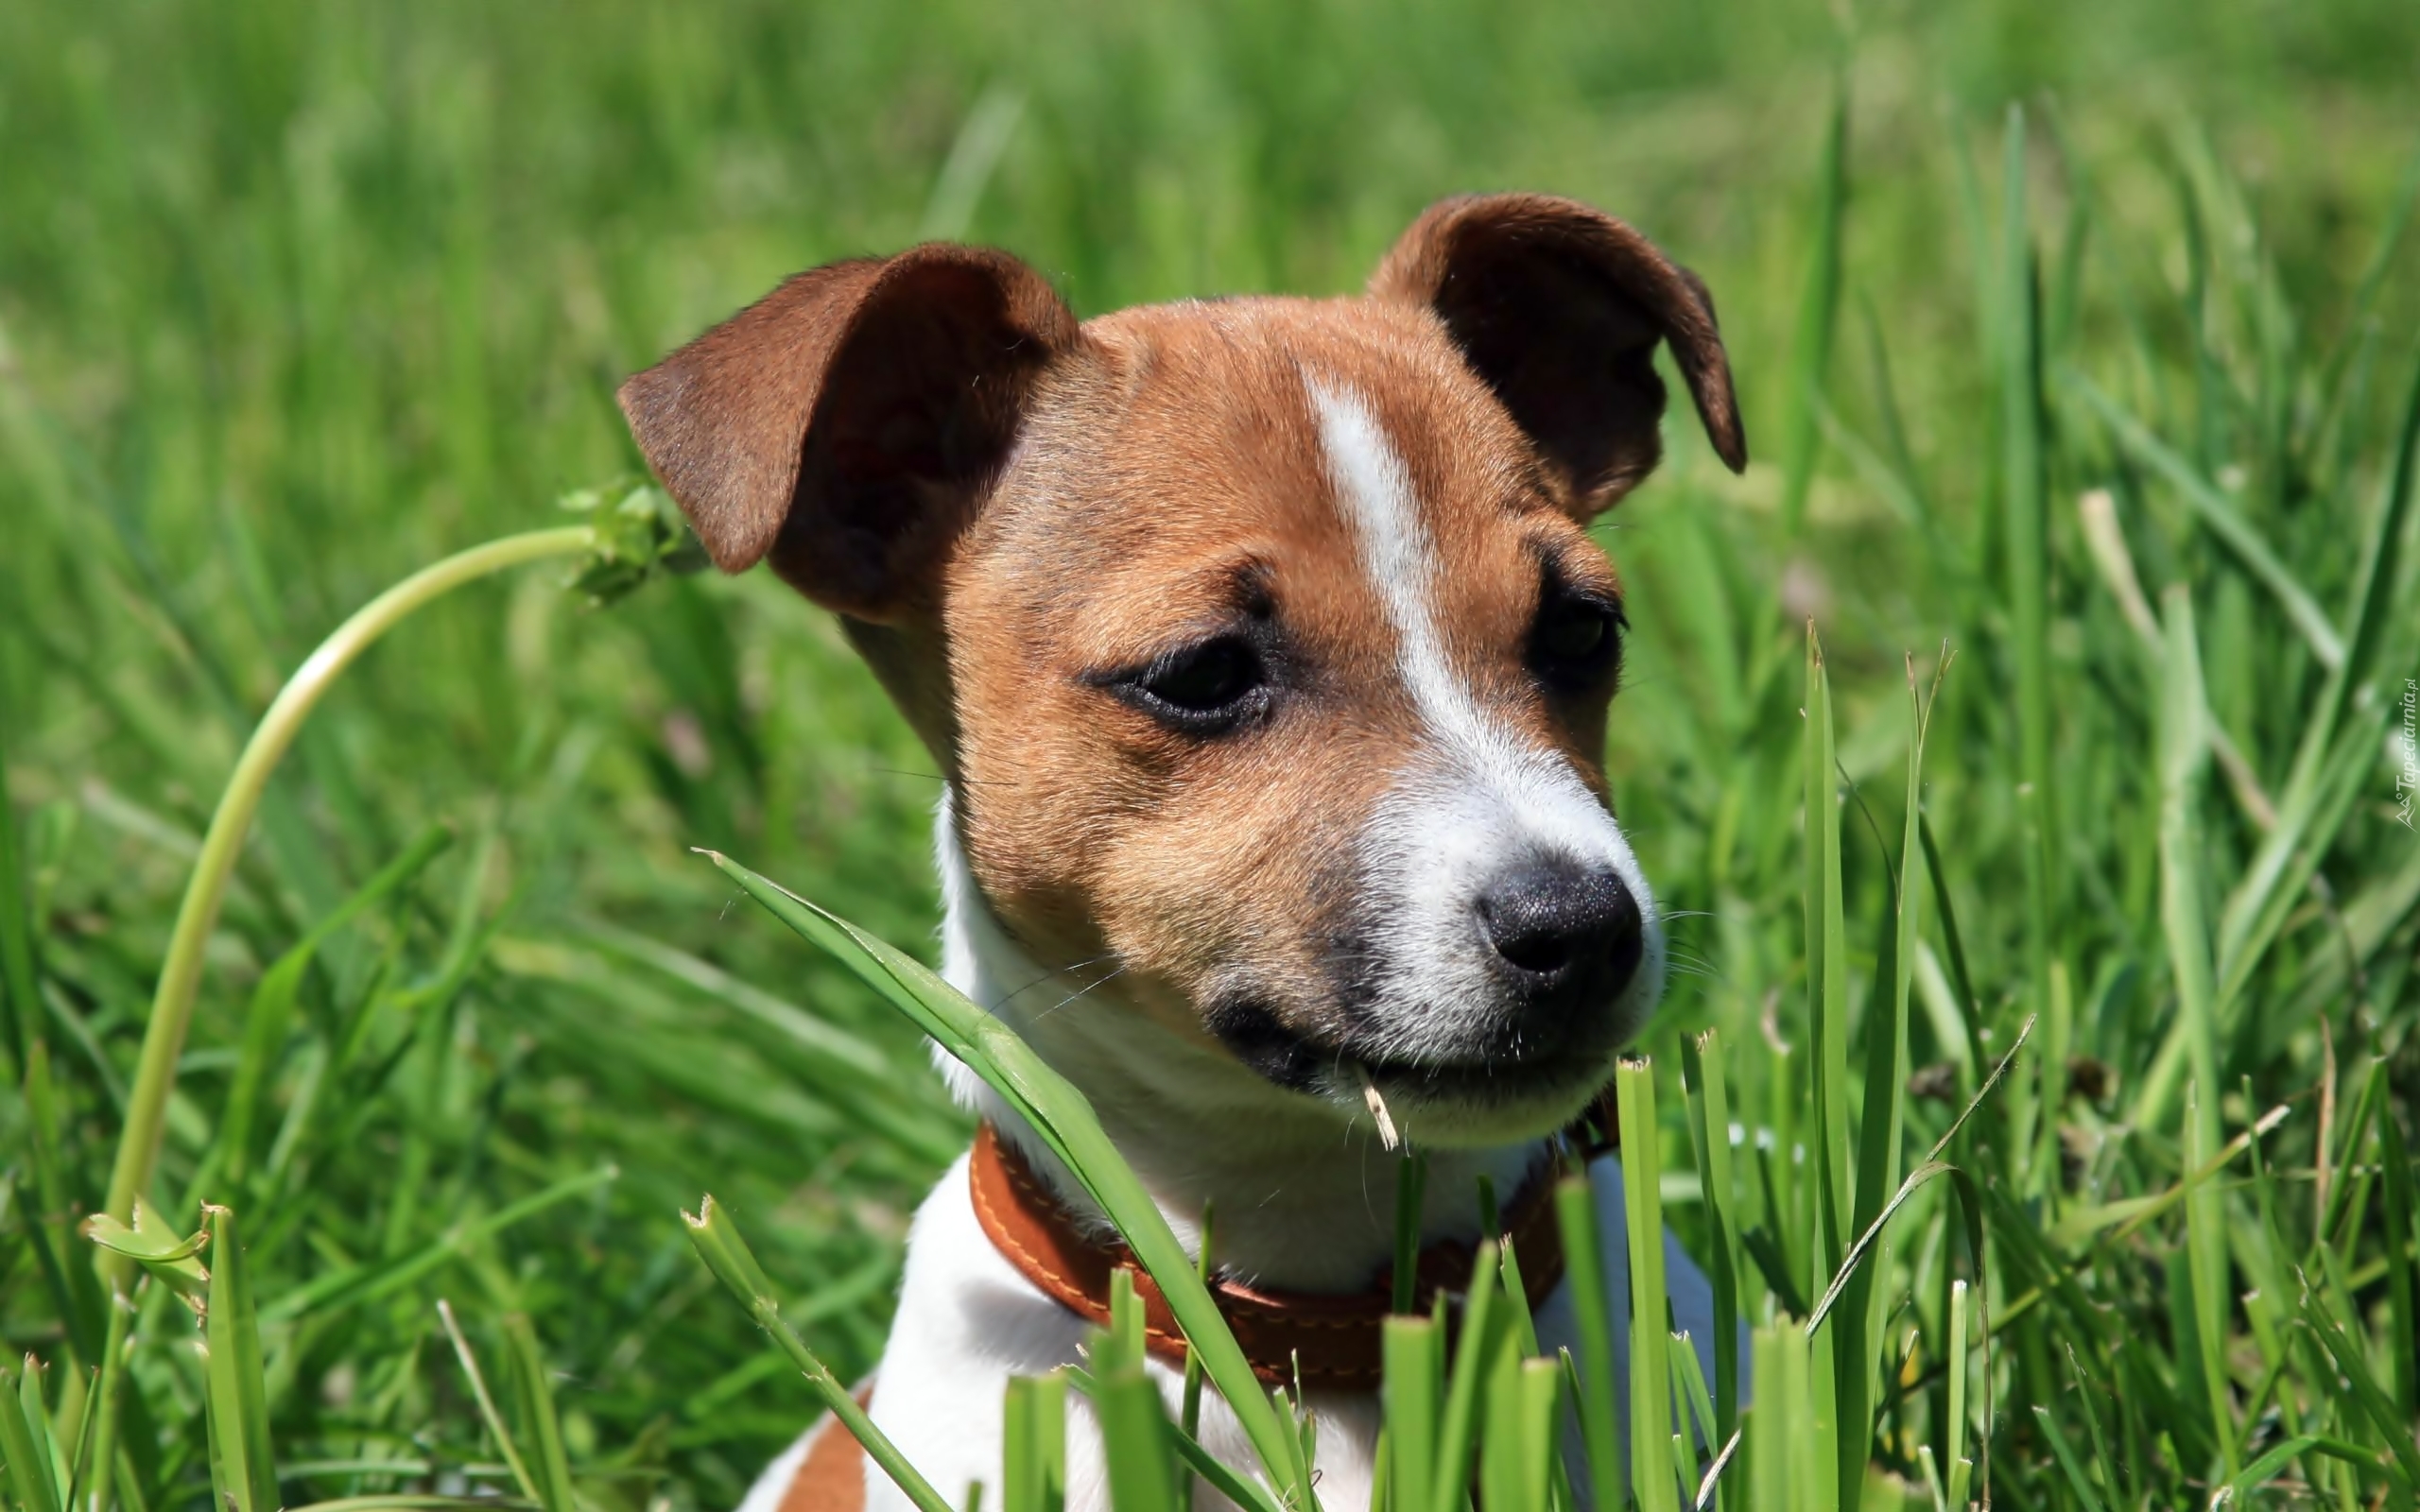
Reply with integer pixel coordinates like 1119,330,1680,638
1308,382,1478,740
1306,379,1662,1046
1305,377,1611,831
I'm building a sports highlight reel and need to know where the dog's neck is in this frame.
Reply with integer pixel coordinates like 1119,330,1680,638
931,790,1547,1295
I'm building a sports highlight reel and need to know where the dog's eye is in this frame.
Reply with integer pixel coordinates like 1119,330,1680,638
1530,594,1623,691
1121,637,1269,730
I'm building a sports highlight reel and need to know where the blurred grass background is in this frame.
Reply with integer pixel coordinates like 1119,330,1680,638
3,0,2418,1505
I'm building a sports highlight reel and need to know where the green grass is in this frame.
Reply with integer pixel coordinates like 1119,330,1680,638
5,0,2420,1507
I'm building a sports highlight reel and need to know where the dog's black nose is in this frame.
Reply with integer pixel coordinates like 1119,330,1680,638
1476,861,1645,1006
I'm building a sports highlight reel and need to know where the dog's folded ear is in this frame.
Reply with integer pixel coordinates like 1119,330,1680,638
617,246,1081,619
1371,194,1747,512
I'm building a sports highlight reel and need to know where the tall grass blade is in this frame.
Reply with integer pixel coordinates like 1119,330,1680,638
1998,104,2061,1067
74,1285,131,1512
1945,1281,1972,1512
1483,1176,1543,1358
2181,1087,2237,1476
1512,1361,1561,1512
1827,657,1931,1504
1915,816,1991,1086
1,1356,63,1512
23,1043,105,1369
1093,1366,1178,1512
1479,1321,1546,1512
0,705,38,1079
1392,1155,1426,1317
1003,1372,1067,1512
1183,1209,1213,1444
1746,1323,1811,1512
2297,1279,2420,1490
1779,71,1850,536
2136,581,2228,1134
2063,1346,2121,1507
2152,576,2233,1479
1617,1060,1678,1512
1433,1242,1501,1512
2221,1435,2325,1504
1668,1336,1712,1499
2378,1108,2420,1422
684,1194,956,1512
917,84,1026,243
1554,1173,1621,1506
2028,1405,2109,1512
1102,1269,1144,1376
1681,1033,1742,1449
1802,627,1850,1286
199,1208,278,1512
502,1316,577,1512
1381,1317,1440,1512
436,1301,542,1504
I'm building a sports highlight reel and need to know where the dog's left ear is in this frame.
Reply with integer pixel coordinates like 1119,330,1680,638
617,245,1081,620
1372,193,1747,513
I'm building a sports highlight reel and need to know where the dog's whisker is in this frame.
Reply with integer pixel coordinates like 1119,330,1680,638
988,951,1123,1014
1028,966,1132,1023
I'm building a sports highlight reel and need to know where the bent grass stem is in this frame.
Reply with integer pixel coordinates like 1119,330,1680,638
99,526,596,1241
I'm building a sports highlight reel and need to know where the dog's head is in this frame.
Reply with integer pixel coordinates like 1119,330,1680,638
622,194,1744,1147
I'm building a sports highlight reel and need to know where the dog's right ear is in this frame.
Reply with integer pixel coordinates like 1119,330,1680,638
617,246,1080,620
1372,194,1746,515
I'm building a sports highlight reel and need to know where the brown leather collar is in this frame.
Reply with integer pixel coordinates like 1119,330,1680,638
967,1119,1584,1393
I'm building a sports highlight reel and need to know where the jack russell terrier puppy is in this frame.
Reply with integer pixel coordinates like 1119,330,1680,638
618,192,1748,1512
